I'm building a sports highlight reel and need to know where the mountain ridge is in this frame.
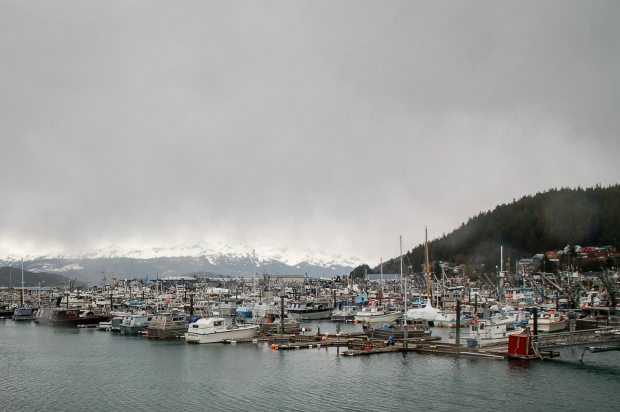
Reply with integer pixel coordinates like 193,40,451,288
0,246,357,284
376,185,620,276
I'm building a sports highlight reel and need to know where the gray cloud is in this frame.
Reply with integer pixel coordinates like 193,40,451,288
1,1,619,262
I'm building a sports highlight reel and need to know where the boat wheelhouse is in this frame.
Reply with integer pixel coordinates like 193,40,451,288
288,301,332,320
147,312,187,339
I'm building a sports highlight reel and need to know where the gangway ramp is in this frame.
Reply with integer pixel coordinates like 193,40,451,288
535,327,620,350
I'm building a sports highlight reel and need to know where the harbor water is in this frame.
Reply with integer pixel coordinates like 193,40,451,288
1,320,618,411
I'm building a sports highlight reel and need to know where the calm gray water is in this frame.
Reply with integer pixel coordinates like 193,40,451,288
1,319,619,411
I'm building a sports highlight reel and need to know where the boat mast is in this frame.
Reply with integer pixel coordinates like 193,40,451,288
252,249,257,297
9,264,12,306
20,258,25,307
400,236,404,304
499,245,505,300
400,235,408,346
380,258,384,301
425,228,431,303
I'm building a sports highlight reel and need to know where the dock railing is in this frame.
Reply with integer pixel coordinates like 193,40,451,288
534,327,620,350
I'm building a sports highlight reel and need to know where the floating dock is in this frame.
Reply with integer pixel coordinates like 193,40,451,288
341,341,504,359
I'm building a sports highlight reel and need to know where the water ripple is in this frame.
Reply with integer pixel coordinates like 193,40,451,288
0,321,619,411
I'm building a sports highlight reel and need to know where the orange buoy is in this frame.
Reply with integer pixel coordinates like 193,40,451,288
271,343,277,350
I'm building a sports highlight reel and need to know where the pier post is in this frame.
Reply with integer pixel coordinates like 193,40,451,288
280,294,285,336
474,294,478,314
455,300,461,351
189,293,194,316
532,307,538,338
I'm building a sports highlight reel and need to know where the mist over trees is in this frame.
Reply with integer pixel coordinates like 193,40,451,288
371,185,620,277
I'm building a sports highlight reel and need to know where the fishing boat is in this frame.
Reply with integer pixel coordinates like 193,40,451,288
147,312,187,339
49,308,109,327
0,305,14,318
98,316,123,331
406,303,441,326
235,302,254,319
288,301,332,320
330,305,358,322
210,300,238,317
529,310,568,333
33,307,54,324
463,318,523,347
508,309,531,327
185,317,258,344
354,305,401,324
405,228,440,326
12,307,34,321
575,306,614,330
12,261,33,321
433,310,473,328
259,311,301,334
119,314,151,335
362,319,431,340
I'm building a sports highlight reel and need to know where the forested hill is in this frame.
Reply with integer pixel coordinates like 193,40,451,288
377,185,620,276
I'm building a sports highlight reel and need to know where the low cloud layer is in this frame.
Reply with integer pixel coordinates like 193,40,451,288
1,1,619,263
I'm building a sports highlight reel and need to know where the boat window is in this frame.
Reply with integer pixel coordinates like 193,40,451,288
214,321,223,326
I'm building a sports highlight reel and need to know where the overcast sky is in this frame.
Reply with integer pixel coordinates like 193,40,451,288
1,1,619,264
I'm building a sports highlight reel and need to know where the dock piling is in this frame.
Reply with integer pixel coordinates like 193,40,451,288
455,300,461,351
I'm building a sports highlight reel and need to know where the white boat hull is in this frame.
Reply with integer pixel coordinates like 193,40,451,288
354,312,401,324
185,325,258,344
531,319,567,333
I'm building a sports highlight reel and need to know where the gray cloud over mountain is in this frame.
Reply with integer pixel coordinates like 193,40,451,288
1,1,619,264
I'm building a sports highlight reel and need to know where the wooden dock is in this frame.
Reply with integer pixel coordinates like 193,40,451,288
276,339,350,350
219,328,620,362
341,341,505,359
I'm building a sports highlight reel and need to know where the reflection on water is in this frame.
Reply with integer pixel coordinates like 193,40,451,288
0,320,618,412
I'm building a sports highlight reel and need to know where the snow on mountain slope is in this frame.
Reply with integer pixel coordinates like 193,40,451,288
0,242,360,281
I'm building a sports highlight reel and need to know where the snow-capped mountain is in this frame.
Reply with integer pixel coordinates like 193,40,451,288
0,242,359,283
